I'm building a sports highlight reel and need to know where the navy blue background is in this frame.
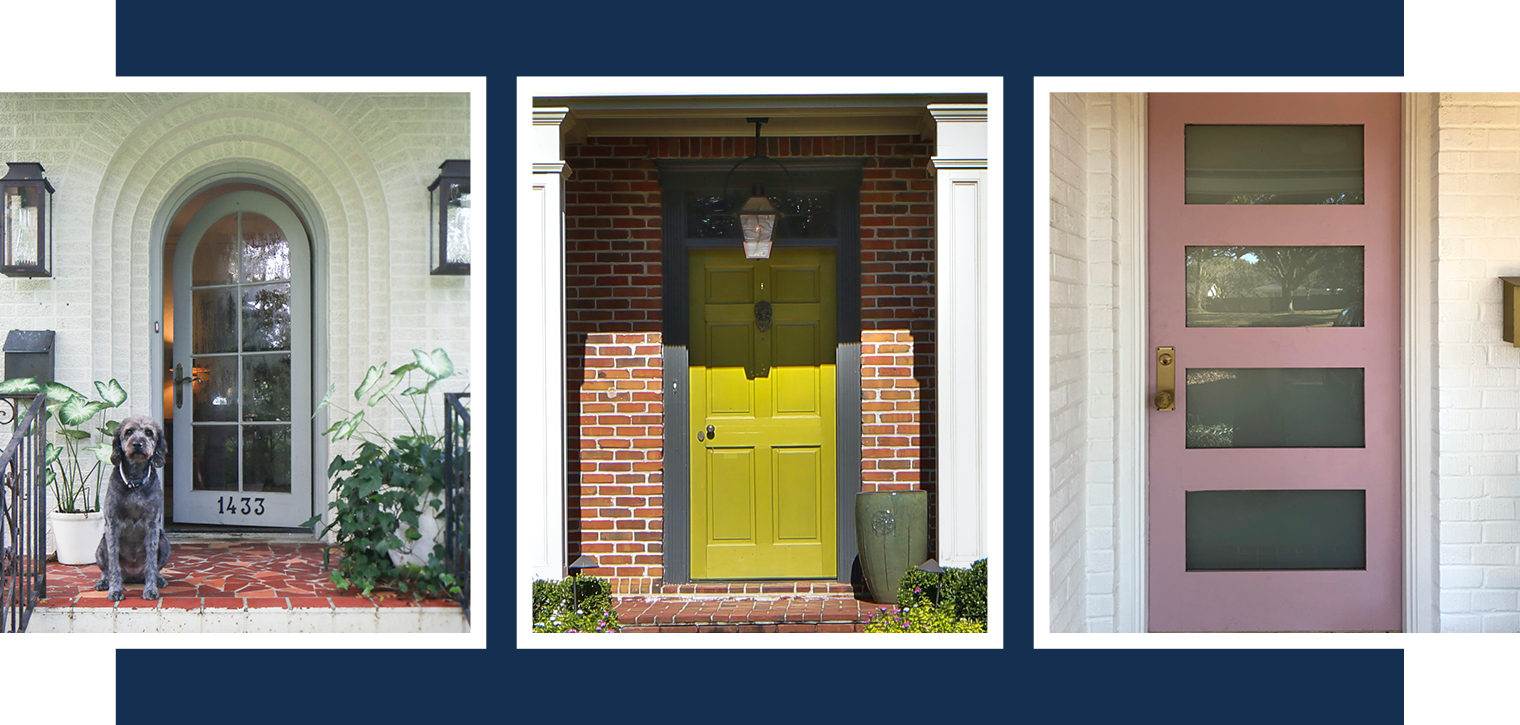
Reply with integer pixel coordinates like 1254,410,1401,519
112,1,1404,722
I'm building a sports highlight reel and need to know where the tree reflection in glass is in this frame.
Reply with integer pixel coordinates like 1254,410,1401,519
239,213,290,283
1185,246,1364,328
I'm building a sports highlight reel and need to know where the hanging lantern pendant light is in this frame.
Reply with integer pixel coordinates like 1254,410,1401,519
739,183,780,259
724,117,792,260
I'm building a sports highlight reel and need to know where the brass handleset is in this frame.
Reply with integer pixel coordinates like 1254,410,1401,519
1155,347,1175,411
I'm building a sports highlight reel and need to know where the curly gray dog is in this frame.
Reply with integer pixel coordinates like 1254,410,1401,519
94,415,170,601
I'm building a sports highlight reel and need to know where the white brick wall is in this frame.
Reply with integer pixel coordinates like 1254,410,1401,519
0,93,470,546
1084,95,1120,632
1049,92,1126,632
1435,92,1520,633
1049,92,1088,632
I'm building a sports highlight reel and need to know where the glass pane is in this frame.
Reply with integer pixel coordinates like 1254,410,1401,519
192,288,238,354
240,212,290,283
446,182,470,265
243,354,291,421
1186,246,1364,327
1187,368,1364,448
687,191,835,239
191,214,239,285
191,425,238,491
1185,125,1365,204
243,425,291,493
4,185,39,265
1186,489,1366,570
688,192,741,237
775,193,834,238
192,356,239,422
242,283,291,352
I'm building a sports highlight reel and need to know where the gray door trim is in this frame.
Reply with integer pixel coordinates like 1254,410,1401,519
149,167,328,531
656,157,865,584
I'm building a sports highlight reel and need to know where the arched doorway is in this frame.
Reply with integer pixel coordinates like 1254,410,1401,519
159,183,315,528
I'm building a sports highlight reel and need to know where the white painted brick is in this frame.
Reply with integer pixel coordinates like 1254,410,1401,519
1485,522,1520,543
1473,589,1518,611
1486,567,1520,589
1442,544,1474,565
1481,613,1520,632
1472,544,1518,566
1443,522,1483,543
1442,590,1472,612
1442,614,1483,632
1445,566,1485,588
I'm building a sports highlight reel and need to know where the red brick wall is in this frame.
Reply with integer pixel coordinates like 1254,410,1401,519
565,135,936,592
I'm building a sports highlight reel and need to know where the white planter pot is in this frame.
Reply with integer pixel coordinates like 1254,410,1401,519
51,511,104,566
389,503,445,569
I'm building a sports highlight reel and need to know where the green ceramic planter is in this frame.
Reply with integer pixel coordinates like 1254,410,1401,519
855,490,928,604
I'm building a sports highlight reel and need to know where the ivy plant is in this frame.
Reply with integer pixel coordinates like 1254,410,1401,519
302,348,465,600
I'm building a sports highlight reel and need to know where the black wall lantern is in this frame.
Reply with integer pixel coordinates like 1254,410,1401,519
724,119,791,260
428,159,470,275
0,163,53,278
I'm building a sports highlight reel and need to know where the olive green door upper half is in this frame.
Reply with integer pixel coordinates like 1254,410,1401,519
689,247,837,579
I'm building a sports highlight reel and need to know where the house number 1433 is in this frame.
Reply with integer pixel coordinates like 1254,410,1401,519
218,496,266,516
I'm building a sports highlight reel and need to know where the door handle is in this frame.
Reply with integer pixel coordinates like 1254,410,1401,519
173,363,198,410
1155,347,1175,411
698,424,715,442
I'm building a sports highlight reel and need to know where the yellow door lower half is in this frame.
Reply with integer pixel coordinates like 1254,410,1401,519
689,247,837,579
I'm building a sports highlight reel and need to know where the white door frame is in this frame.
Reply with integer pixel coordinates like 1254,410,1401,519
1112,92,1438,632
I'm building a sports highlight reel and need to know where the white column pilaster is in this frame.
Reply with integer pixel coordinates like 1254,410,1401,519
523,107,570,579
930,103,992,568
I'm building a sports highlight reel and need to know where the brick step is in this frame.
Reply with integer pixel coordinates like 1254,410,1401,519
615,593,886,633
657,580,867,598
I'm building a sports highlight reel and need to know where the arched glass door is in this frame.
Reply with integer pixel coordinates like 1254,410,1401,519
171,190,311,526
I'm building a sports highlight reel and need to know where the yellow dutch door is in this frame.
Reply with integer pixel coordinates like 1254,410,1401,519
689,247,837,579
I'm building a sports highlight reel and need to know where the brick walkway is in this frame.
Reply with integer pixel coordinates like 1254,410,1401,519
41,540,459,612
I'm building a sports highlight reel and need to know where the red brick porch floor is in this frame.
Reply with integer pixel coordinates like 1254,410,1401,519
614,582,883,633
30,540,465,633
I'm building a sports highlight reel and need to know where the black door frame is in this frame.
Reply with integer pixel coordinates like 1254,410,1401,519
657,157,865,584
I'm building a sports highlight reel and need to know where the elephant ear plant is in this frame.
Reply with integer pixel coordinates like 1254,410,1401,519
303,348,464,600
0,376,127,514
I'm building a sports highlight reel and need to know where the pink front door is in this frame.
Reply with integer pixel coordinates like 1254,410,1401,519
1147,93,1402,632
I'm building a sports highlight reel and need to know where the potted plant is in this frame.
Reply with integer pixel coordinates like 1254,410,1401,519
0,376,127,565
303,348,464,600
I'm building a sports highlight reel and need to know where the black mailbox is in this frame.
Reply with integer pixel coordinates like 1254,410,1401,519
4,329,53,384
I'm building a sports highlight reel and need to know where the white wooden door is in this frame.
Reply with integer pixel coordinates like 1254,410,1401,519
172,190,312,526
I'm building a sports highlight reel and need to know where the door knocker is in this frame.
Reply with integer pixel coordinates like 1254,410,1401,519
754,300,773,331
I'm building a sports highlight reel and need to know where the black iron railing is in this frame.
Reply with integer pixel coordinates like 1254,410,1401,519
0,395,46,633
443,392,470,620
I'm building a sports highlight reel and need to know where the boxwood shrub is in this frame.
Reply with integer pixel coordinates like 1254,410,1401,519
532,577,621,633
865,558,987,633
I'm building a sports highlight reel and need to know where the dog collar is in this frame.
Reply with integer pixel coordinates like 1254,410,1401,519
117,464,152,490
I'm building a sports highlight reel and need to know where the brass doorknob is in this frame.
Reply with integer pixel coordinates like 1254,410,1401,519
1154,390,1174,411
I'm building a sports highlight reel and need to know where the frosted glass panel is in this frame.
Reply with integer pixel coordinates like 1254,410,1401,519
1186,489,1366,570
1186,246,1364,327
1186,125,1364,204
1186,368,1364,448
